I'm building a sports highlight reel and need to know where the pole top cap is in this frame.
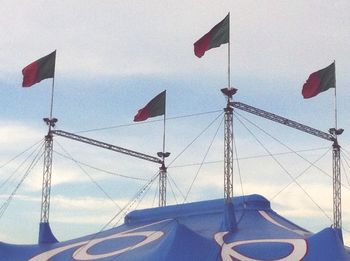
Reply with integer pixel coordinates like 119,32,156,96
157,152,170,158
221,88,237,98
43,117,58,127
329,128,344,136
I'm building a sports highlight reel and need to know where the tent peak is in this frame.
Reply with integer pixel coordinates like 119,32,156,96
125,194,270,225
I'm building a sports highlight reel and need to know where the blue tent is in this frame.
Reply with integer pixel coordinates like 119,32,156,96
1,194,349,260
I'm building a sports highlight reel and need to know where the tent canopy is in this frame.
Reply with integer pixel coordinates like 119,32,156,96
1,194,349,260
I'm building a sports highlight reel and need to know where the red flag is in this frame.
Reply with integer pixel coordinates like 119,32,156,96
22,51,56,87
194,14,229,58
134,91,166,122
302,62,335,99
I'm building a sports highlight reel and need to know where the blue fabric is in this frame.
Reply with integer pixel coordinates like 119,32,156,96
38,222,58,244
0,194,349,260
223,201,237,232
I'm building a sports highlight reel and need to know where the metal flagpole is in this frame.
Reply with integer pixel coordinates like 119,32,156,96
228,12,231,91
49,50,57,121
334,60,337,130
163,105,166,156
49,76,55,120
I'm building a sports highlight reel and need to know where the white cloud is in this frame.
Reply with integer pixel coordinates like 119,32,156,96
0,122,42,146
51,195,122,211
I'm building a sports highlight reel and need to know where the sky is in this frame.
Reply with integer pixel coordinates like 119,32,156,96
0,0,350,247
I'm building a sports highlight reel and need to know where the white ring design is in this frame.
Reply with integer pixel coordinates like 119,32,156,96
73,230,164,260
214,232,307,261
29,219,169,261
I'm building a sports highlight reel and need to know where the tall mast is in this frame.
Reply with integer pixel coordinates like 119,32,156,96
221,88,237,203
331,134,342,232
41,53,57,224
221,87,238,233
222,13,236,203
330,60,343,240
40,118,57,223
39,117,58,244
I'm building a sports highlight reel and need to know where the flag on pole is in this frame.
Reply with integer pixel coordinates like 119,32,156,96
22,51,56,87
194,14,229,58
134,90,166,122
302,62,335,99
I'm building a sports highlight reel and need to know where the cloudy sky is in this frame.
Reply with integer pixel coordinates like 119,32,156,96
0,0,349,246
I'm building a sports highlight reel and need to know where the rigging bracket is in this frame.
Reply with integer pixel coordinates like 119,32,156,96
50,129,163,164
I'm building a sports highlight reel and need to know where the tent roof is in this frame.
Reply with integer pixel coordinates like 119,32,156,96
1,194,349,260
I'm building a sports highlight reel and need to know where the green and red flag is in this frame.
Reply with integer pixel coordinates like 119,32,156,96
302,62,335,99
194,14,229,58
134,90,166,122
22,51,56,87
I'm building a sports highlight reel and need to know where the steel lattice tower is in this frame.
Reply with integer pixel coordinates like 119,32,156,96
330,129,342,231
158,164,167,207
40,118,57,223
221,88,237,203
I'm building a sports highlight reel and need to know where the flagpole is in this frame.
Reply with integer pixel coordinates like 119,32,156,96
228,12,231,90
49,50,57,122
49,77,55,120
162,106,166,156
334,60,337,130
